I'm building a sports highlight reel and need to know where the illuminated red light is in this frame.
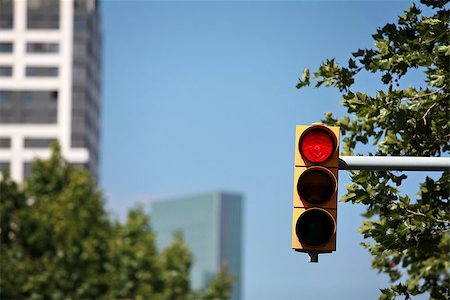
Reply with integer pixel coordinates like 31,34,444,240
300,128,335,163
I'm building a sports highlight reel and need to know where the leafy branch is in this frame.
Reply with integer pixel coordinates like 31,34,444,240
296,1,450,299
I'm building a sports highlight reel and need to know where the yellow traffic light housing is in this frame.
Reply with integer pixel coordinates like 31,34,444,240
292,124,339,262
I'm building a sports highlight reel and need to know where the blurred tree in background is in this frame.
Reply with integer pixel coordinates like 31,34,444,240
200,264,236,300
1,144,110,299
0,143,234,299
297,0,449,299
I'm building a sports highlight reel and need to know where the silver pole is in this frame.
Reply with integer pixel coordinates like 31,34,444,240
339,156,450,171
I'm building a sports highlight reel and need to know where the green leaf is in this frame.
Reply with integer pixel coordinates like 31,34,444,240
296,68,311,89
436,45,450,56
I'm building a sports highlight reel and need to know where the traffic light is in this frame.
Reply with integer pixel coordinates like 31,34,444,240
292,124,339,262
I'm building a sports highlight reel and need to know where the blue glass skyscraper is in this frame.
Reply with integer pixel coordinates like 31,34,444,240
151,191,243,300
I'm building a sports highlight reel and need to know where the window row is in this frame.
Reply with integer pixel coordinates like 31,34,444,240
0,66,59,77
0,0,60,30
0,42,59,54
0,90,58,124
0,137,56,149
0,0,99,30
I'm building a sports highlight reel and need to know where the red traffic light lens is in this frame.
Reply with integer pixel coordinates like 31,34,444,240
297,167,336,204
300,128,335,163
296,208,335,247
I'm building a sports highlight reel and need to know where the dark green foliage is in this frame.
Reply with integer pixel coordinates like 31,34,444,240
1,144,110,299
297,1,449,299
0,143,234,299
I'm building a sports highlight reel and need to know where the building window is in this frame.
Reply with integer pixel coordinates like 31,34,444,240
0,66,12,76
74,15,87,32
0,91,11,101
27,0,60,29
0,161,10,174
0,42,13,53
73,41,86,57
71,132,86,148
24,138,55,148
73,65,86,83
0,138,11,148
26,66,58,77
23,162,33,179
0,90,58,124
26,42,59,54
0,0,14,29
74,0,97,12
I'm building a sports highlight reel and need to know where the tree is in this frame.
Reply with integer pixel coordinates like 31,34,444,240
297,1,449,299
200,263,236,300
0,143,235,299
105,207,166,299
0,168,28,299
1,143,111,299
160,231,194,300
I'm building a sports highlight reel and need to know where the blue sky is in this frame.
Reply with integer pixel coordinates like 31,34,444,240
100,1,430,299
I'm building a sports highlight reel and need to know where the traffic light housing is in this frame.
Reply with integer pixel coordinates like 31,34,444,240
292,124,339,262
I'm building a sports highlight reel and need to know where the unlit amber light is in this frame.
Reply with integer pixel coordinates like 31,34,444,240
297,168,336,204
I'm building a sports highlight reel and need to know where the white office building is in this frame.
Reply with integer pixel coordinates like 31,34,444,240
0,0,101,181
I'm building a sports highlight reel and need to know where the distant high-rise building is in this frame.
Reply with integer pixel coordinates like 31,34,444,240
0,0,101,181
151,191,243,300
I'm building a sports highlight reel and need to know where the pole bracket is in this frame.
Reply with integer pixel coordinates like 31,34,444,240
339,156,450,171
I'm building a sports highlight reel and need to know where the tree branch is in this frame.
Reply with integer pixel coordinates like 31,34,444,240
422,101,438,125
411,84,447,101
405,208,450,224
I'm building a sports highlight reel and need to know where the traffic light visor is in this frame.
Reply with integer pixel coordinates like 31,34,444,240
295,208,335,247
297,167,337,204
299,127,336,163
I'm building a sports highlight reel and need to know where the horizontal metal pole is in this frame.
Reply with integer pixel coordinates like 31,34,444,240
339,156,450,171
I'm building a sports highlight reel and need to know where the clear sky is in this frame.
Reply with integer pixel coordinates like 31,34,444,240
100,1,430,299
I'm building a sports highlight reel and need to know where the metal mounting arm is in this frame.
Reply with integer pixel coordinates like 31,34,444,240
339,156,450,171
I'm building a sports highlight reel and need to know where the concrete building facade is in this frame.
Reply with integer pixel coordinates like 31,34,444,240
151,191,243,300
0,0,101,181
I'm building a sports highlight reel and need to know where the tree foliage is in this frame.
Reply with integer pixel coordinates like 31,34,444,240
297,1,449,299
0,143,234,299
200,263,236,300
